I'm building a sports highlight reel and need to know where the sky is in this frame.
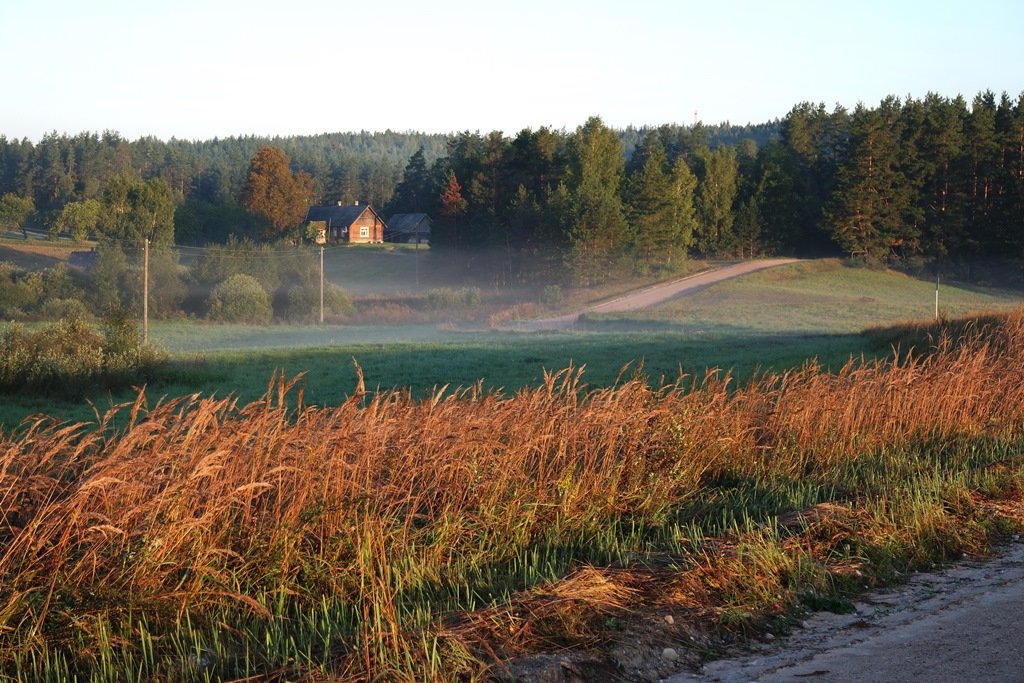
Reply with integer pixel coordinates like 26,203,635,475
2,0,1022,142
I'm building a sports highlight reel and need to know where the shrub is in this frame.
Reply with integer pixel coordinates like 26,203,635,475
192,237,281,293
275,282,354,322
488,302,542,328
208,274,273,324
541,284,564,306
428,286,482,309
0,313,165,395
0,264,43,317
40,297,90,321
324,282,355,317
0,318,104,393
278,284,318,321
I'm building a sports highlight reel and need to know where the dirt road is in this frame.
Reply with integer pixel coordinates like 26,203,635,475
669,540,1024,683
520,259,799,330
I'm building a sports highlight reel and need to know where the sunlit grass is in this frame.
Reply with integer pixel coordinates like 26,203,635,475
588,259,1024,334
2,311,1024,679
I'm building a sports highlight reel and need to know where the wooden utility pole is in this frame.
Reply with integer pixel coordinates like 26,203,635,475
143,238,149,345
319,245,325,324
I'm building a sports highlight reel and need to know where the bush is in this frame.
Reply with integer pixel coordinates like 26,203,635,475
0,319,103,392
0,312,164,396
40,297,91,321
541,284,564,306
281,284,319,321
488,302,542,328
192,237,281,293
208,274,273,324
279,283,355,322
427,287,482,309
0,264,43,317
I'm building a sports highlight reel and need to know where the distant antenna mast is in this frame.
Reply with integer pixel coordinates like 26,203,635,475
693,110,699,125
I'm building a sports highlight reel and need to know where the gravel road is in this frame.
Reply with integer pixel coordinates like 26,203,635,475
520,259,800,330
668,540,1024,683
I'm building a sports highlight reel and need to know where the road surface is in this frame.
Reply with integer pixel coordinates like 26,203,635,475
669,540,1024,683
519,259,799,330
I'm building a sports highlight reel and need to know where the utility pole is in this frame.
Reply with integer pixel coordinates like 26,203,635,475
143,238,149,345
319,245,325,324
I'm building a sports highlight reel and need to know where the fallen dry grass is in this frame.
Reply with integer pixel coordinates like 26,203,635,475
2,311,1024,679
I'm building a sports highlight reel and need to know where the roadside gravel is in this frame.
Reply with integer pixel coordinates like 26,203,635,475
668,540,1024,683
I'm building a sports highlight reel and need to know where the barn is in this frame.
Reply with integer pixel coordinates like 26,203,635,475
386,213,432,244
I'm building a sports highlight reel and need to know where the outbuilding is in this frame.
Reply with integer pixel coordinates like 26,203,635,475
385,213,432,244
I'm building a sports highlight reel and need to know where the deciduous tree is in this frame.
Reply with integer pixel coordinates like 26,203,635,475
99,175,175,245
241,146,314,238
51,199,101,241
0,193,35,237
437,169,467,248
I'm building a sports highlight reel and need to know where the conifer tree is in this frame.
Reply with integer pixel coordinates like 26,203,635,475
825,98,916,258
694,146,739,255
565,117,628,284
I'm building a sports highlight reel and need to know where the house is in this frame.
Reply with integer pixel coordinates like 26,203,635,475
386,213,432,244
304,201,386,244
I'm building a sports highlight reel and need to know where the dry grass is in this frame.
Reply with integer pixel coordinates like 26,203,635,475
2,310,1024,679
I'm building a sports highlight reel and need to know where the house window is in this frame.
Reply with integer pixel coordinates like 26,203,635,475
359,226,370,239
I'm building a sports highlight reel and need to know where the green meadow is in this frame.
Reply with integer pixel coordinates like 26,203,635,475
1,258,1021,429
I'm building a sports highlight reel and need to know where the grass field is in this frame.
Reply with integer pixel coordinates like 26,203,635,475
0,233,95,270
1,259,1021,429
3,307,1024,680
585,259,1023,333
3,252,1024,679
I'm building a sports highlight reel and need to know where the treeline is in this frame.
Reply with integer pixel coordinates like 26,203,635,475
0,131,449,244
0,122,778,254
2,91,1023,284
393,91,1024,282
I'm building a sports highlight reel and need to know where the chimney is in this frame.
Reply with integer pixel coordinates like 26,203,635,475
354,200,360,206
336,201,343,206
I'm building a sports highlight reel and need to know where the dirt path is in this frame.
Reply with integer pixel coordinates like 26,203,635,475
668,539,1024,682
519,259,800,330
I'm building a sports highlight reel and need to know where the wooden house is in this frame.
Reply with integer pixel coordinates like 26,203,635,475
385,213,432,244
304,201,386,244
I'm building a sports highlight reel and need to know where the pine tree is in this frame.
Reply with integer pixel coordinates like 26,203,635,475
388,148,432,214
694,146,739,255
564,117,628,284
625,133,696,266
825,98,916,258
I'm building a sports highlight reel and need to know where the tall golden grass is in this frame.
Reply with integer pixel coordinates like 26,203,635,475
2,310,1024,679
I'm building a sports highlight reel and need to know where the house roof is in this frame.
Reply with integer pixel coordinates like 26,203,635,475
386,213,432,233
305,203,383,227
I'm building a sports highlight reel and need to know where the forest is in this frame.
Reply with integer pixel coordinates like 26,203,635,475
1,90,1023,289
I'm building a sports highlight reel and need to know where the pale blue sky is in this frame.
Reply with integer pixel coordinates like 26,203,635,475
2,0,1022,141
